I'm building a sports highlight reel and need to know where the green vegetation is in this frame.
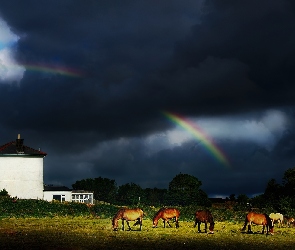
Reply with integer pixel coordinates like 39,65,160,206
0,196,90,218
72,173,212,207
0,194,295,249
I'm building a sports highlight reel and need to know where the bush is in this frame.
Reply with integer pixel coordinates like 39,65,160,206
0,189,9,197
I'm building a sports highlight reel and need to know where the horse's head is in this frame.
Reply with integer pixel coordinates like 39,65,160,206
152,218,158,228
267,216,274,234
209,222,215,232
268,224,274,235
112,217,118,231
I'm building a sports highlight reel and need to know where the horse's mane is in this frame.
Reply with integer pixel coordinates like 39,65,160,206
112,208,124,222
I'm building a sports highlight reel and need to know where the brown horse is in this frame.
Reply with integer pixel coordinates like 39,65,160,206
241,212,274,234
152,208,180,228
112,208,143,231
194,210,215,234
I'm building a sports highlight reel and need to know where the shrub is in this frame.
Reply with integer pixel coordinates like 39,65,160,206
0,189,9,197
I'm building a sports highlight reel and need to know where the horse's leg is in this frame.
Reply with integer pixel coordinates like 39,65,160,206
133,218,140,226
126,220,131,231
175,217,179,228
204,222,207,233
198,222,201,233
163,219,166,228
166,219,172,228
122,219,124,231
247,222,252,233
139,217,142,231
194,219,197,228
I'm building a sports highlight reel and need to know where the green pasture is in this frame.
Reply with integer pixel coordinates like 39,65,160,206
1,197,295,249
1,217,295,249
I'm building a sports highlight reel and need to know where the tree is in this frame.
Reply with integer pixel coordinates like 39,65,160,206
282,167,295,196
165,173,208,206
236,194,249,205
229,194,236,201
72,177,117,203
143,188,167,206
116,183,144,205
261,167,295,210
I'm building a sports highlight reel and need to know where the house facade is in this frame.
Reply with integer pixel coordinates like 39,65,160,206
0,134,46,199
0,135,93,204
43,185,72,202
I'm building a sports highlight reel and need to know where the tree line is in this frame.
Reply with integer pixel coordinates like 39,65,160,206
72,167,295,212
251,167,295,215
72,173,211,207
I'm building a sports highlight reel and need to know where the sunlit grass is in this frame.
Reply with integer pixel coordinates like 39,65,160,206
1,217,295,249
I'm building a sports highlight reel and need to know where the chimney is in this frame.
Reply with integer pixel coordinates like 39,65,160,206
16,134,24,153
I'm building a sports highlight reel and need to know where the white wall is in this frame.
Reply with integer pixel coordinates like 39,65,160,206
43,191,72,202
0,156,44,199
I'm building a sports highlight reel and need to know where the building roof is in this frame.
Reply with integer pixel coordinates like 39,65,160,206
0,135,47,156
43,185,72,191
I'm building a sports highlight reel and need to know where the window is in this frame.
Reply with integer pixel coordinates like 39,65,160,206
52,194,66,202
53,195,61,201
72,193,93,204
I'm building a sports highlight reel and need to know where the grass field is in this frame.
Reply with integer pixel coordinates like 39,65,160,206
1,217,295,249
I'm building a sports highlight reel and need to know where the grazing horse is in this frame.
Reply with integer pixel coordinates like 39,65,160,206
269,213,284,228
194,210,215,234
112,208,143,231
241,212,274,234
284,216,295,227
153,208,180,228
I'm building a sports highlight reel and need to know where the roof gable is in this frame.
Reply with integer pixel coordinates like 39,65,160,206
0,138,47,156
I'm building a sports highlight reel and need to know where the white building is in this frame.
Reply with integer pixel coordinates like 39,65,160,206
43,186,94,204
43,185,72,202
0,135,93,203
0,134,46,199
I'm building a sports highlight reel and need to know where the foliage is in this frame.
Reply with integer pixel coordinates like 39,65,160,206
0,188,9,197
0,197,90,218
260,167,295,212
116,182,144,205
236,194,249,205
92,203,118,219
282,167,295,196
143,188,167,206
165,173,210,206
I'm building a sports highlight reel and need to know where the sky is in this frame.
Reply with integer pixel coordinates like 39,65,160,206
0,0,295,198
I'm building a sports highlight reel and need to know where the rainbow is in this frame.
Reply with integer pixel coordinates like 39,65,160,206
163,111,230,167
22,63,84,77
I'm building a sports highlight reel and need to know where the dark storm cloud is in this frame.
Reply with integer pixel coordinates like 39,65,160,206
1,0,295,196
1,0,295,136
0,0,204,137
167,0,295,114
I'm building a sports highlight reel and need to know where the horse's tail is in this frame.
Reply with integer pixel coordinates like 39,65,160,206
175,208,180,218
